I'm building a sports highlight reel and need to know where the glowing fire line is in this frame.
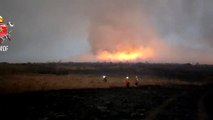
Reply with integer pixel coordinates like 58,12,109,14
97,47,154,61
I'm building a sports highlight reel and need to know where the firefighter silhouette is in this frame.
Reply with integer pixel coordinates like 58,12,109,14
0,16,14,44
102,75,107,82
135,76,139,87
124,76,130,88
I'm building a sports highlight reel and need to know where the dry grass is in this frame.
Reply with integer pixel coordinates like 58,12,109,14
0,74,202,94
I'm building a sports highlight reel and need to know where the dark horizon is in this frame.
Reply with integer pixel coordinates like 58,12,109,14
1,61,212,65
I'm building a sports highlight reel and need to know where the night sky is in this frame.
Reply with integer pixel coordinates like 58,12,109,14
0,0,213,64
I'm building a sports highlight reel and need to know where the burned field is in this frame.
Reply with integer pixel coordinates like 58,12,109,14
0,85,212,120
0,62,213,120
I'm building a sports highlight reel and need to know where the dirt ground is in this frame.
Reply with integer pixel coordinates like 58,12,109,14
0,85,212,120
0,63,212,120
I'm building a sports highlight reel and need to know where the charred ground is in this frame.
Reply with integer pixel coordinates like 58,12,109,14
0,62,212,120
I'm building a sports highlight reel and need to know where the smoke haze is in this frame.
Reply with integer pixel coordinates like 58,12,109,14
0,0,213,64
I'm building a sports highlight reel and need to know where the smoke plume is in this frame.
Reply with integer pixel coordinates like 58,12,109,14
87,1,164,62
0,0,213,63
86,0,213,63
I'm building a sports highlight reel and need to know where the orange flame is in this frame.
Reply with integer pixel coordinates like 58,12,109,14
97,47,154,62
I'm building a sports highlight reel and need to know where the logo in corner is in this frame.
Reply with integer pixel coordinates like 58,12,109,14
0,16,14,52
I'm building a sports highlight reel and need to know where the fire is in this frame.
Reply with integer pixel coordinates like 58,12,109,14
97,47,154,62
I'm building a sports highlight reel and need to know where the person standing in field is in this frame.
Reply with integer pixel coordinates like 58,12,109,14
102,75,107,82
124,76,130,88
135,76,139,87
